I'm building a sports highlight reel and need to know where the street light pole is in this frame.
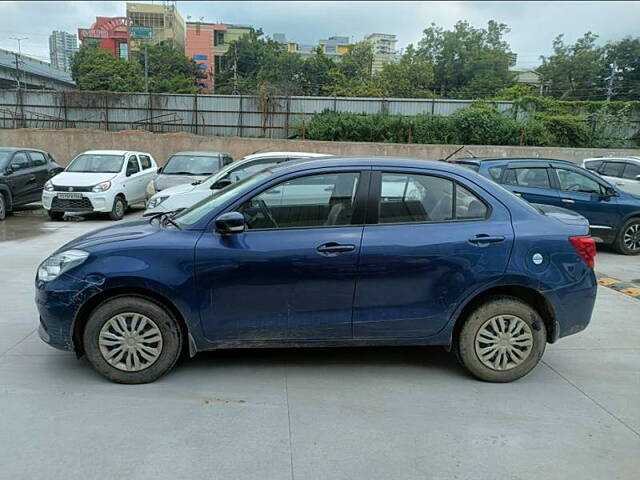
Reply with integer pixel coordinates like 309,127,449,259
9,36,28,89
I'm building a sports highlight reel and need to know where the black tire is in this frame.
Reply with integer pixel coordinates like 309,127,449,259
83,296,183,384
0,193,6,221
108,195,126,221
613,217,640,255
47,210,64,221
456,296,547,382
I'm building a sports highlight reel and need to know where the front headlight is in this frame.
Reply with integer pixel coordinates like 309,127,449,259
37,249,89,282
146,180,156,196
44,181,54,192
92,181,111,193
147,195,169,209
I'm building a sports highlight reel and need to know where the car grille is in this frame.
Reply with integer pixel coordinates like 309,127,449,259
52,185,93,192
51,197,94,212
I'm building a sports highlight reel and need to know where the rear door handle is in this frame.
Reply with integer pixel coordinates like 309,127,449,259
468,234,505,247
316,242,356,255
561,198,575,204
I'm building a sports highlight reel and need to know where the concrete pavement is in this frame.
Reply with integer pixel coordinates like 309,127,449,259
0,208,638,480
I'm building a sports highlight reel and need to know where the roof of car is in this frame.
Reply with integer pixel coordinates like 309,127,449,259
584,156,640,162
241,152,333,160
170,151,231,157
0,147,49,153
453,157,576,165
79,150,152,156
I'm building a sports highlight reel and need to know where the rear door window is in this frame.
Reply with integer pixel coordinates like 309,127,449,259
503,167,551,189
584,160,603,172
601,161,626,178
139,155,152,170
29,151,47,167
488,166,504,182
379,173,453,223
622,162,640,180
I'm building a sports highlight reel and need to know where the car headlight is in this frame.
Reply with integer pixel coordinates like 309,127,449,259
147,195,169,209
37,249,89,282
44,181,55,192
92,181,111,193
146,180,156,196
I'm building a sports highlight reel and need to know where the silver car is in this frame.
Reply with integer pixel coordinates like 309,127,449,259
583,156,640,195
146,151,233,201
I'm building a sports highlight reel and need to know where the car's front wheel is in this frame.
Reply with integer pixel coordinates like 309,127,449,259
108,195,126,221
614,218,640,255
457,296,547,382
0,193,6,221
83,296,183,384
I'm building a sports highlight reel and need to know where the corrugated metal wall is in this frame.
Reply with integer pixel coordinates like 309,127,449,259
0,89,521,138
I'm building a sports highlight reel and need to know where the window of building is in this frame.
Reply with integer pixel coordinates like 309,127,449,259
214,31,225,46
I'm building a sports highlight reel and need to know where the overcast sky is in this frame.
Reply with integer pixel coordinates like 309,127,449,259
0,1,638,68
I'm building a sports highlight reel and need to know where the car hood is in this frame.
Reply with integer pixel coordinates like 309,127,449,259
618,191,640,203
56,220,158,252
155,174,207,191
51,172,116,187
153,181,197,197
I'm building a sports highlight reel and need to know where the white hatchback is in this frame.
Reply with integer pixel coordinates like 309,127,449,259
583,156,640,195
42,150,158,220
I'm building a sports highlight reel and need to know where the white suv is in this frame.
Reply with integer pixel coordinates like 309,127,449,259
583,156,640,195
43,150,158,220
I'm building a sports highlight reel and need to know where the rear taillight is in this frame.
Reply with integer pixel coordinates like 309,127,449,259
569,236,596,268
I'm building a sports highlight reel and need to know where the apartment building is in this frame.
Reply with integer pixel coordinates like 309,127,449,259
49,30,78,71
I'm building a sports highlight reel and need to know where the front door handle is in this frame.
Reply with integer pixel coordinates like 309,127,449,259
513,191,523,197
316,242,356,255
28,175,36,182
561,198,575,204
468,234,505,247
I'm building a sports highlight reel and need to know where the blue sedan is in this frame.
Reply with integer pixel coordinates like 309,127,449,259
36,158,597,383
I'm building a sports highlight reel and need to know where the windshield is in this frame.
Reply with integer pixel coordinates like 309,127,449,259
173,170,272,227
163,155,220,175
66,154,124,173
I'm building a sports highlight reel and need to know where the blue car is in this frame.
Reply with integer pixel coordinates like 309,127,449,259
453,157,640,255
36,158,597,384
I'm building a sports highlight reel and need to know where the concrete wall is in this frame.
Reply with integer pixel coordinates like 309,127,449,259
1,128,639,166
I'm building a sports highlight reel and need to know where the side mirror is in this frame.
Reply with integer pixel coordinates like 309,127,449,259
4,166,13,175
211,178,232,190
215,211,245,235
157,167,163,173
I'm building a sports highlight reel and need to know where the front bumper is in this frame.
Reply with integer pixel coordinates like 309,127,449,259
35,274,103,352
42,191,114,213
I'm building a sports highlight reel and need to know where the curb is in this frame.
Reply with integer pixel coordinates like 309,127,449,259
596,272,640,301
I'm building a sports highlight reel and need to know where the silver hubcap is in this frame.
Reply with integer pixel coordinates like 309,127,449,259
98,313,163,372
623,224,640,251
474,315,533,371
115,200,124,217
0,196,5,218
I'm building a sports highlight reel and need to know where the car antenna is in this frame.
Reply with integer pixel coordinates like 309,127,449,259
440,145,466,162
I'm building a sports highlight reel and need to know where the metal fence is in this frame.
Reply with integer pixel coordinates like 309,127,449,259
0,89,518,138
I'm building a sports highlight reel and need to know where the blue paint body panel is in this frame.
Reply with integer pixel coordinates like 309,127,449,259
35,157,597,354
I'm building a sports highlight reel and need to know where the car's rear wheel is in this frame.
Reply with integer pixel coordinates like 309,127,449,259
613,218,640,255
47,210,64,221
83,296,182,384
0,193,6,221
108,195,126,221
457,296,546,382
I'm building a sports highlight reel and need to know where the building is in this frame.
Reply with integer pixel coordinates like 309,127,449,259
510,67,545,94
273,33,351,61
126,2,186,54
186,21,253,92
364,33,398,73
78,17,131,60
49,31,77,72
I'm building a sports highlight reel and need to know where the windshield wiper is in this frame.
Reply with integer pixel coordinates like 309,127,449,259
165,171,194,175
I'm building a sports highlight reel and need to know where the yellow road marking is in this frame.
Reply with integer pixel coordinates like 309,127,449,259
619,287,640,297
597,277,619,287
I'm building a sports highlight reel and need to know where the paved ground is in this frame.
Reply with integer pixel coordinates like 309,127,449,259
1,207,639,480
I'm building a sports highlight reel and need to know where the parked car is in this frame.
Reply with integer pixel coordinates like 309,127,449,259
145,151,233,201
145,151,332,215
36,157,597,384
452,157,640,255
0,147,62,220
42,150,158,221
583,156,640,195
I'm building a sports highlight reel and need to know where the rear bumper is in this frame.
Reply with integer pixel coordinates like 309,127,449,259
544,269,598,341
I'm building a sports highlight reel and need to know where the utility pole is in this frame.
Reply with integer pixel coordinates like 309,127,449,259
606,61,617,101
9,36,27,89
144,45,149,93
232,42,239,95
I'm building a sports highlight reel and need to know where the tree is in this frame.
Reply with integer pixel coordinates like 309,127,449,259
134,42,199,93
378,44,434,98
70,46,144,92
302,47,337,95
417,20,515,97
602,37,640,100
538,32,606,99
